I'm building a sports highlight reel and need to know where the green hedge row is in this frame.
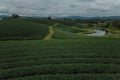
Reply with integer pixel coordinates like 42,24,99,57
1,58,120,70
10,74,120,80
0,63,120,79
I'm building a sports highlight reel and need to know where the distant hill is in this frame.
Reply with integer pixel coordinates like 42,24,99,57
0,15,10,18
1,15,120,20
59,16,120,20
59,16,89,20
90,16,120,20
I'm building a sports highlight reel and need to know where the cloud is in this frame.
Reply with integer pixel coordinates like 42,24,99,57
76,0,96,2
0,7,9,13
0,0,120,17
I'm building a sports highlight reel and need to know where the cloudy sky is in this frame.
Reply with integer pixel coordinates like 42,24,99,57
0,0,120,17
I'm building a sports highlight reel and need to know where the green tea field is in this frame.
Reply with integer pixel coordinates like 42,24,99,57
0,18,120,80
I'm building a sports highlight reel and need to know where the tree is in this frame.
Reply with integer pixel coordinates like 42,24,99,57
12,14,19,18
48,17,52,20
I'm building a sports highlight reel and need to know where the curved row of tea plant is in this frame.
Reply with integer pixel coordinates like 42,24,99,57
0,19,49,40
1,63,120,79
10,74,120,80
0,39,120,80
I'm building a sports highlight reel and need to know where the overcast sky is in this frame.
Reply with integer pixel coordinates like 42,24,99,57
0,0,120,17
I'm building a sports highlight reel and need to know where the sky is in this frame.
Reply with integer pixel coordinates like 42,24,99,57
0,0,120,17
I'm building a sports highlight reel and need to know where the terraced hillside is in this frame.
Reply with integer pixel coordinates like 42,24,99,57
0,18,119,40
0,19,49,40
0,39,120,80
53,24,94,39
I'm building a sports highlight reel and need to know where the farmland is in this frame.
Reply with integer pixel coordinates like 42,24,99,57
0,19,49,40
0,18,120,80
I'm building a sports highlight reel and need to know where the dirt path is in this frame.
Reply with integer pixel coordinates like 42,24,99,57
44,23,58,40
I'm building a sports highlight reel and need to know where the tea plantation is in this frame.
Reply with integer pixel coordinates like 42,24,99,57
0,19,49,40
0,18,120,80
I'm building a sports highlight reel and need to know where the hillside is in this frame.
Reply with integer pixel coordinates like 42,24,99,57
0,19,49,40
